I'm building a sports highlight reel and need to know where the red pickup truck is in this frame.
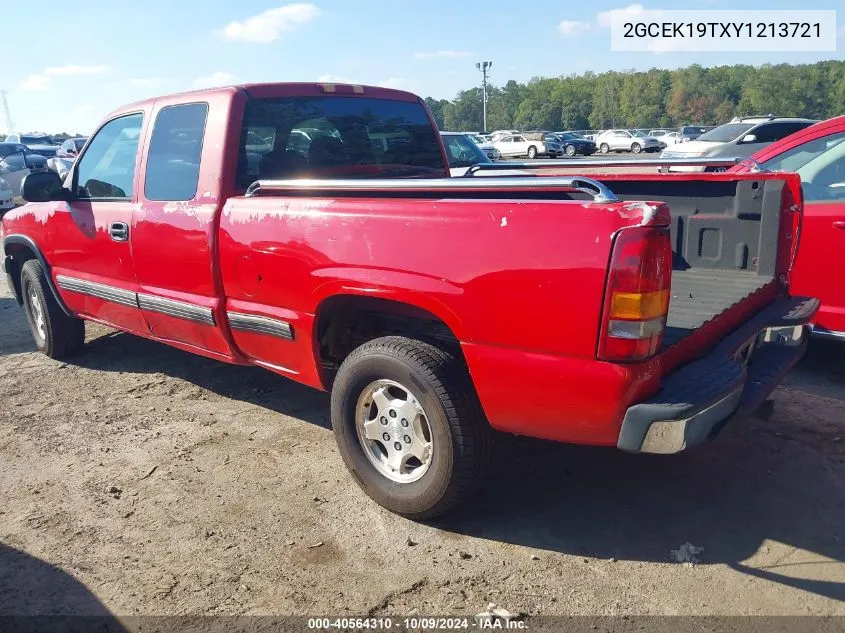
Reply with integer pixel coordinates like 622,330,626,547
2,83,819,518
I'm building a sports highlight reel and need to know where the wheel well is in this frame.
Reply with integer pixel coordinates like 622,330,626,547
315,295,461,386
4,243,37,304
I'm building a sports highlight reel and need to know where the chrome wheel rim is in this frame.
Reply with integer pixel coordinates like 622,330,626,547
566,145,575,156
355,379,433,484
28,287,46,341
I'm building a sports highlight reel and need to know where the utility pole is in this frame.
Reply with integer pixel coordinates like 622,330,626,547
0,90,14,136
475,61,492,133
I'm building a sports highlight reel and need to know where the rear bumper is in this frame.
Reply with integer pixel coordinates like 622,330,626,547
617,296,819,454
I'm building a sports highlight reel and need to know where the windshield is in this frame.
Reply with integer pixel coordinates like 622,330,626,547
631,130,647,137
73,139,87,150
470,135,487,144
763,132,845,173
237,96,445,186
697,124,753,143
441,134,490,168
21,135,53,145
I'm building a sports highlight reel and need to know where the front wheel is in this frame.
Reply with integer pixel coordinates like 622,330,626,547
330,336,493,519
631,143,642,154
599,143,609,154
20,259,85,358
565,144,576,156
527,146,537,159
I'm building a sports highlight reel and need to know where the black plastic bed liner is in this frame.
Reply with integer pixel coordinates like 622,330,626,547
663,269,774,349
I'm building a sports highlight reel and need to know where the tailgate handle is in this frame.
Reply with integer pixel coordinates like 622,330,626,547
834,221,845,230
109,222,129,242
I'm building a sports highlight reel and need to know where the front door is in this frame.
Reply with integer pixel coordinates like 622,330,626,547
48,112,149,334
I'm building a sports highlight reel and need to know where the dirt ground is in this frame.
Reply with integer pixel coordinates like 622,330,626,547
1,280,844,620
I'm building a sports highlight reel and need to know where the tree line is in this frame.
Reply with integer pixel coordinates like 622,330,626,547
424,61,845,133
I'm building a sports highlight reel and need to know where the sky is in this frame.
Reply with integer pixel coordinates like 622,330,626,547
1,0,842,135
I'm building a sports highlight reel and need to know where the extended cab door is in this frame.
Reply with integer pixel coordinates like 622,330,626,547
131,97,238,360
48,113,148,334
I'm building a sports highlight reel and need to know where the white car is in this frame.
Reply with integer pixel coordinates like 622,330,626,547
492,134,562,159
596,130,662,154
0,177,14,212
467,133,501,160
488,129,519,143
652,131,683,146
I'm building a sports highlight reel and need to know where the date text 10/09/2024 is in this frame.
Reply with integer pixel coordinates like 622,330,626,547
308,617,527,630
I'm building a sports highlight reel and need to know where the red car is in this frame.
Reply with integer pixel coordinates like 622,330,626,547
1,83,818,518
734,116,845,341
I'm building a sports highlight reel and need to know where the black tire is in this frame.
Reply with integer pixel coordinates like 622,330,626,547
631,142,642,154
331,336,493,519
20,259,85,358
527,146,537,159
599,143,609,154
565,144,576,156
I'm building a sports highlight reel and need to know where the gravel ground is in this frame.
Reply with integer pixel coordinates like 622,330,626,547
0,280,844,620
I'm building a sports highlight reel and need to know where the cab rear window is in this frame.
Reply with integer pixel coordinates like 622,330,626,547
236,96,445,187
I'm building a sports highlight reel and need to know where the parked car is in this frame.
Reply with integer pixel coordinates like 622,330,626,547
648,129,672,137
488,129,519,142
596,130,662,154
3,82,817,519
57,137,87,158
0,142,48,205
5,133,58,158
553,132,597,156
0,177,13,212
440,132,492,175
661,117,816,170
492,133,561,158
729,115,845,342
679,125,708,141
466,133,501,160
651,131,683,146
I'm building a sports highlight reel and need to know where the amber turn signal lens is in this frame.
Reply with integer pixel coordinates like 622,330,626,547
609,289,669,321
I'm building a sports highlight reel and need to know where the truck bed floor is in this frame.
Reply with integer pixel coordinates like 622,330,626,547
663,269,774,349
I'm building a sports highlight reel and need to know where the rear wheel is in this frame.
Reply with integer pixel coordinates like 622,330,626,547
631,143,642,154
527,146,537,159
565,144,576,156
599,143,610,154
20,259,85,358
330,336,493,519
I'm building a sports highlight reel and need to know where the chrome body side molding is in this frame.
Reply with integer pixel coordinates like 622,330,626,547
56,275,138,308
137,293,215,325
227,311,294,340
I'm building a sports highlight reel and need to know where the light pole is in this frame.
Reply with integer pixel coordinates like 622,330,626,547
475,61,492,132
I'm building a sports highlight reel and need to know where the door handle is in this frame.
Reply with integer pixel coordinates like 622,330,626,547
109,222,129,242
834,221,845,230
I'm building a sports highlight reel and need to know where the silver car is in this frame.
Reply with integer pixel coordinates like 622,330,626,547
596,129,662,154
0,142,49,204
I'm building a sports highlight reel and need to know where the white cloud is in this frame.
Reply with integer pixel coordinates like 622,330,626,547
19,75,51,91
558,20,591,36
598,3,646,27
377,78,409,90
192,72,237,89
413,50,472,60
219,3,321,43
44,65,111,76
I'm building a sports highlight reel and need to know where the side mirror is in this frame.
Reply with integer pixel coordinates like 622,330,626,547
740,134,757,143
21,171,69,203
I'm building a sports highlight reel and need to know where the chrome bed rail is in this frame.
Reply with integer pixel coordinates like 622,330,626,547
245,176,619,203
464,157,765,175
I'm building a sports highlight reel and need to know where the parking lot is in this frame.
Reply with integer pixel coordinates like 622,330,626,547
1,278,844,618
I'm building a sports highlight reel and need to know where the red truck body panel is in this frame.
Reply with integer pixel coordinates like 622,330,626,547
0,83,817,450
734,116,845,337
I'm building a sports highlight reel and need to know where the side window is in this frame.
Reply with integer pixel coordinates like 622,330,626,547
0,151,26,173
144,103,208,201
763,132,845,173
75,113,143,200
752,123,807,144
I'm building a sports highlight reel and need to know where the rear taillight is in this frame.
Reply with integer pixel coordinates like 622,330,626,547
598,227,672,362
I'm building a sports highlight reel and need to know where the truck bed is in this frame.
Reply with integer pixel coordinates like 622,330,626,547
663,269,774,349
